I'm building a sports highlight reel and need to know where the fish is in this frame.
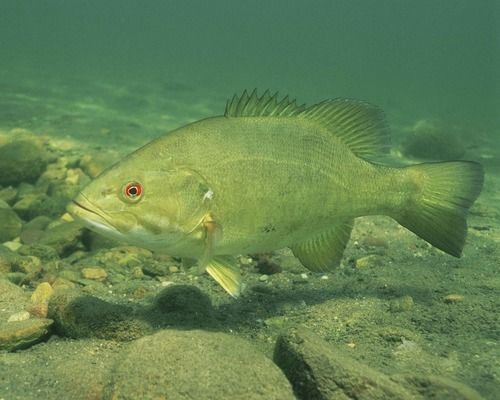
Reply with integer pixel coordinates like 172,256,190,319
67,90,484,297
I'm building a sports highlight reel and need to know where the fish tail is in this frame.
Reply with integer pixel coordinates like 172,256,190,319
394,161,484,257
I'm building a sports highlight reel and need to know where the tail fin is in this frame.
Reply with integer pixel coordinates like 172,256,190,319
395,161,484,257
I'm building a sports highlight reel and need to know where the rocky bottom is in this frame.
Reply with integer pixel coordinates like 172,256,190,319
0,130,498,399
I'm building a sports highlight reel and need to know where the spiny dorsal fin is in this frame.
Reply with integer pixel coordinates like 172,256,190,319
299,99,390,158
225,90,390,158
225,89,306,117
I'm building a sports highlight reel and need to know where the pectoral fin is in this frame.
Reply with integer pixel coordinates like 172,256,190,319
197,213,222,273
206,256,242,298
291,220,354,272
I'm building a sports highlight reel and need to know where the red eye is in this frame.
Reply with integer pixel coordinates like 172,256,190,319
124,182,143,199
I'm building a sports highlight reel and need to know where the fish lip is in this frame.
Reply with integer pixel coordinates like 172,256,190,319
68,194,117,231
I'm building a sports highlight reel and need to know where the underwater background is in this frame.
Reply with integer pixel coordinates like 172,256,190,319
0,1,498,399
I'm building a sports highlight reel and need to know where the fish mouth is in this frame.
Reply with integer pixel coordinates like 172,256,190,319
67,194,117,234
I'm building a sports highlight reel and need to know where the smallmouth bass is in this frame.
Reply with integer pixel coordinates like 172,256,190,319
68,90,484,297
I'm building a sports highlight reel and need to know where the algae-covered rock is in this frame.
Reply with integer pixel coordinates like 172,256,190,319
0,318,53,351
110,330,295,400
39,221,85,256
17,243,60,262
0,245,21,273
0,208,23,243
274,327,417,400
0,139,48,185
154,284,216,328
0,338,117,399
397,374,485,400
401,119,466,160
48,289,150,341
0,278,29,322
0,185,18,204
81,266,108,281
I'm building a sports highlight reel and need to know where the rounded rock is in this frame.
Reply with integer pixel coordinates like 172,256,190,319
0,208,23,243
110,330,295,400
0,140,48,185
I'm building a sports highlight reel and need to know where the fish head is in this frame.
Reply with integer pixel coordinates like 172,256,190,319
67,159,213,253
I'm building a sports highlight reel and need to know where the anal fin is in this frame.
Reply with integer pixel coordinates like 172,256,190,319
206,256,242,298
291,220,354,272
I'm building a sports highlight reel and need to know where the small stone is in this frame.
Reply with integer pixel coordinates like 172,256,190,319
255,254,282,275
390,295,415,312
14,255,42,275
0,208,23,243
0,186,18,204
355,254,382,268
300,273,309,280
12,193,46,220
23,215,53,232
259,274,269,282
443,294,464,303
81,267,108,281
0,247,17,273
7,311,30,322
320,274,329,280
48,290,148,340
31,282,55,304
239,256,253,266
61,212,74,222
2,240,22,252
131,266,145,279
39,221,84,256
26,303,49,318
20,228,45,245
51,277,75,291
0,199,10,208
168,265,179,273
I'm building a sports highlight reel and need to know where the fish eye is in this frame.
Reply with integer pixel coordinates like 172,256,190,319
123,182,143,203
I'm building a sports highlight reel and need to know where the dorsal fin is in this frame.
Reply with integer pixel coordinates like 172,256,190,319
224,90,390,158
299,99,390,158
225,89,306,117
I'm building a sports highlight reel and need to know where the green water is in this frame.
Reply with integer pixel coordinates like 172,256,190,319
0,1,498,399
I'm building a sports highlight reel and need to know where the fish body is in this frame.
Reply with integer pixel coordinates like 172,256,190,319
68,90,484,296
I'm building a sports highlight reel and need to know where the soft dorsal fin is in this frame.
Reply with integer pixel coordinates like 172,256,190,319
225,89,390,158
225,89,305,117
299,99,390,158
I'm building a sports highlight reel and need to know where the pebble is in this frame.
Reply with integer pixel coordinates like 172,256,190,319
443,294,464,303
168,265,179,273
300,273,309,280
0,208,23,243
31,282,55,304
0,185,18,204
14,255,42,275
259,274,269,282
7,311,30,322
81,267,108,281
390,295,415,312
3,240,22,252
355,254,382,268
